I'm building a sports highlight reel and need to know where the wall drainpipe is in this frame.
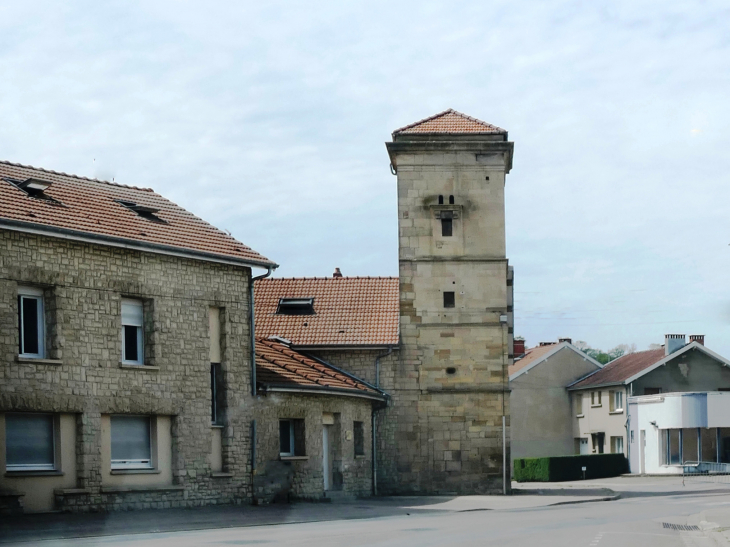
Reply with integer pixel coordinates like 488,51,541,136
372,346,393,496
250,266,272,504
250,266,273,396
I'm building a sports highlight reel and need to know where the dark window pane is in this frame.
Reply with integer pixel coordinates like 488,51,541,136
438,195,444,204
111,416,151,461
124,325,138,362
6,414,54,467
20,297,40,355
449,195,454,204
211,363,224,425
354,421,364,456
443,292,455,308
280,420,291,454
441,218,453,237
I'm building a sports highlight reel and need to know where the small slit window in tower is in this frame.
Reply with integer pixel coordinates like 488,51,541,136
449,195,454,204
276,298,315,315
443,292,455,308
438,195,444,205
441,218,453,237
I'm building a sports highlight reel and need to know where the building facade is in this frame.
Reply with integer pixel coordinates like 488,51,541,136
0,160,277,513
509,340,602,465
385,109,515,494
569,335,730,463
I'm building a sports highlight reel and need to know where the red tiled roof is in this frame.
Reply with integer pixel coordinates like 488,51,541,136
570,349,666,389
509,343,559,377
0,160,275,267
392,109,506,136
254,277,399,347
256,337,382,398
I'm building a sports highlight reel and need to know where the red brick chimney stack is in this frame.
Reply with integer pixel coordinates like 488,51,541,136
513,339,525,358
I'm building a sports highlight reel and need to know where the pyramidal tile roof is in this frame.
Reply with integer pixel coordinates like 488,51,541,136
392,109,506,136
254,276,399,347
255,337,384,398
0,160,275,267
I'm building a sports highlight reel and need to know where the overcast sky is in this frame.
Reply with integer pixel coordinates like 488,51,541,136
1,1,729,355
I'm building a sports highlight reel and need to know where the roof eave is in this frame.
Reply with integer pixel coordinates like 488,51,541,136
258,383,388,402
0,218,278,270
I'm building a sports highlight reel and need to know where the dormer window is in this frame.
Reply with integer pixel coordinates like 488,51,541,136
115,200,166,223
276,298,315,315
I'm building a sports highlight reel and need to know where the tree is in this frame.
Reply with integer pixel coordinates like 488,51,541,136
579,343,634,365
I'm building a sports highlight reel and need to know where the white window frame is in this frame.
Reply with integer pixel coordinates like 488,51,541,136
279,419,296,457
576,394,583,415
110,415,153,470
611,436,624,454
18,286,45,359
613,390,623,412
5,413,56,472
121,299,144,365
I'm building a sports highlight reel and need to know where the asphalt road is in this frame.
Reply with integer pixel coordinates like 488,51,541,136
6,486,729,547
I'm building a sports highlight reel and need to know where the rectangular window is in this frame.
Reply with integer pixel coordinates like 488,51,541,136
5,413,55,471
666,429,681,465
211,363,224,425
279,419,305,456
279,420,295,456
111,416,152,469
614,391,623,411
121,299,144,364
443,292,455,308
441,218,453,237
575,394,583,415
18,287,45,358
610,436,624,454
591,391,602,406
354,421,365,456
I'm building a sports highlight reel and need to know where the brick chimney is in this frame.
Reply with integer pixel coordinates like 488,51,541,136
559,338,572,345
539,342,555,347
333,267,343,278
513,338,525,358
689,334,705,345
665,334,686,355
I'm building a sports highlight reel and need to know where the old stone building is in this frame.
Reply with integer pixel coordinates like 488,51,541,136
256,109,516,495
0,161,278,512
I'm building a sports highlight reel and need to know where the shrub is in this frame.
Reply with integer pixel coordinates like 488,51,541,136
513,454,628,482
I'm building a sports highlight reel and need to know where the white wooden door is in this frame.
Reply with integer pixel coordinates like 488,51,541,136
323,425,331,491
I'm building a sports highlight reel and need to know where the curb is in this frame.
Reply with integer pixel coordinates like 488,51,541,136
548,493,621,506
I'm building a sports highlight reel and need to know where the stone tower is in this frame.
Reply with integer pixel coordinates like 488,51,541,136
383,109,514,494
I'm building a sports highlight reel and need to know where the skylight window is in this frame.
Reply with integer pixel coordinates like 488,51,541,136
115,199,166,223
5,177,60,203
276,298,315,315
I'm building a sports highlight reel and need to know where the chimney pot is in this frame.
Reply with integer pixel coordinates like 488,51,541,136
559,338,572,345
333,267,343,278
689,335,705,345
665,334,686,355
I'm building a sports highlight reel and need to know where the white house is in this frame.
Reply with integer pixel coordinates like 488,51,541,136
628,391,730,474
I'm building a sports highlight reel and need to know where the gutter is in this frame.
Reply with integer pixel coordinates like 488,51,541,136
258,384,388,403
251,266,274,396
0,218,278,270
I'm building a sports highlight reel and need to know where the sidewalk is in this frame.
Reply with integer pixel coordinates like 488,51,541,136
0,487,615,544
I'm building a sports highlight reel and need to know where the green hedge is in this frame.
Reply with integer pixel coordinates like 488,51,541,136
513,454,628,482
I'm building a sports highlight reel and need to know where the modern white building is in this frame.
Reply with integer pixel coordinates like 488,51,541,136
627,391,730,474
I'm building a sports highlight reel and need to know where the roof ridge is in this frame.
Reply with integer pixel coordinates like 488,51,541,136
0,159,154,191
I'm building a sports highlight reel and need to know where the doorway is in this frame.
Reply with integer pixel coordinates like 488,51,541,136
323,425,332,491
639,430,646,474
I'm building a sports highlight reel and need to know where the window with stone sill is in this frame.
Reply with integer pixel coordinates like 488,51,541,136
354,421,365,457
111,415,154,470
18,286,46,359
279,419,305,457
5,413,57,472
121,298,155,366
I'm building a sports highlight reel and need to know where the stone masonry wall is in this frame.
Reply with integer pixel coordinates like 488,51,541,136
252,392,373,502
0,230,256,511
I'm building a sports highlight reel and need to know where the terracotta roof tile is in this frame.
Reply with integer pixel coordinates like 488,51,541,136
392,109,506,136
0,160,275,267
570,348,666,389
255,338,382,397
254,277,399,347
